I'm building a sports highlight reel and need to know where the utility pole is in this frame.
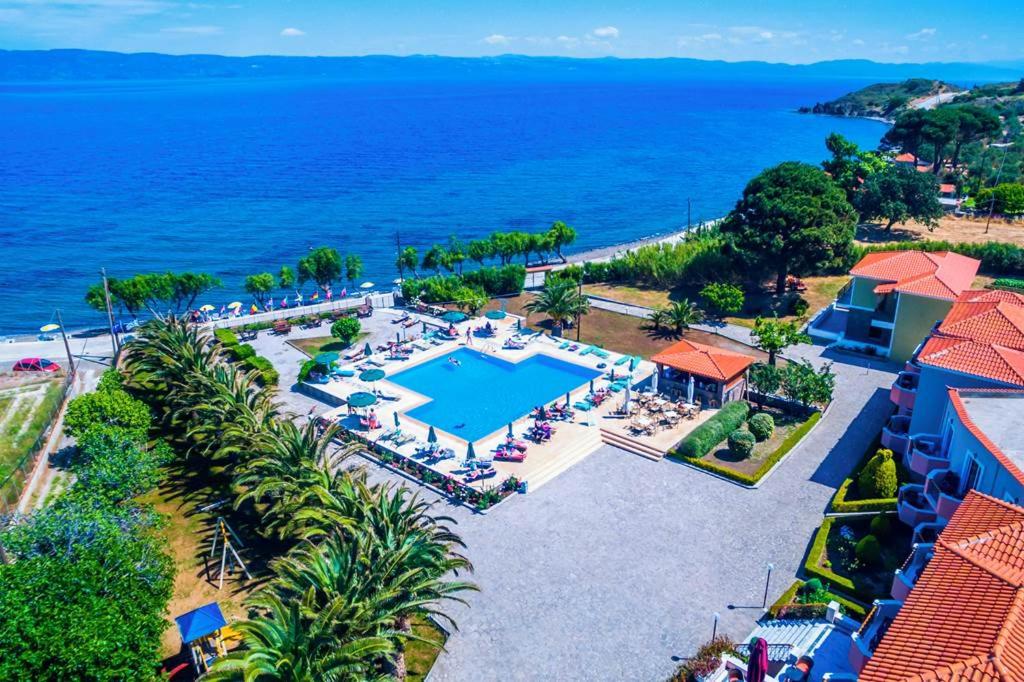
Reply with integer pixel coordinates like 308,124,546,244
100,267,119,356
687,198,692,232
985,142,1014,234
395,231,404,281
55,309,75,375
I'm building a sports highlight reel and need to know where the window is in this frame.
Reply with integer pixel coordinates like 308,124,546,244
962,453,984,494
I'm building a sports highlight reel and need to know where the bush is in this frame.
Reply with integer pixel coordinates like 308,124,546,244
96,368,124,392
788,295,809,317
403,265,526,303
993,277,1024,291
675,400,750,458
245,356,279,386
668,636,736,682
801,577,824,594
298,359,318,383
769,579,868,621
870,514,892,539
64,389,151,439
727,429,756,458
855,534,883,566
214,328,239,347
748,413,775,441
858,448,898,499
74,426,170,504
700,282,745,316
545,265,583,287
830,476,898,513
232,343,256,361
331,316,362,345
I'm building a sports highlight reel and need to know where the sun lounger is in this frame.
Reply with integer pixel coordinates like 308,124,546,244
393,433,415,447
392,314,410,324
592,347,610,359
578,346,593,356
614,355,630,366
558,341,570,349
463,468,497,483
573,401,592,411
494,449,526,462
403,318,418,328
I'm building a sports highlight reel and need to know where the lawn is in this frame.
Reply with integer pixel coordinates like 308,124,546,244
0,376,65,482
697,406,810,478
583,275,850,329
407,616,448,682
287,332,368,358
483,295,769,360
820,516,912,601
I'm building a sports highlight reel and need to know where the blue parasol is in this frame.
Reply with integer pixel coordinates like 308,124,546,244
485,310,506,320
442,311,467,323
393,411,400,427
507,422,514,437
347,391,377,408
427,425,437,443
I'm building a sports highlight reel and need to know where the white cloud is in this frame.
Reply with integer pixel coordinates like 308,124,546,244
160,24,220,35
280,27,304,37
852,38,865,46
482,33,510,45
906,27,936,40
556,35,579,47
592,25,619,39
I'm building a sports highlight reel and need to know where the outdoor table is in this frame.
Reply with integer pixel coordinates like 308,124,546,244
636,416,652,426
664,410,679,420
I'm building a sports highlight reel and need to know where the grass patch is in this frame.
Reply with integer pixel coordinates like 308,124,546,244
803,516,911,603
406,616,447,682
0,378,65,481
768,579,868,621
288,333,368,358
583,275,850,329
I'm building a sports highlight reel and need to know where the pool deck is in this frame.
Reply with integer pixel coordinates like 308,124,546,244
312,310,671,491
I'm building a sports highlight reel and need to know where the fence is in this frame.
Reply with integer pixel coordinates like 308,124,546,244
201,292,397,331
0,370,76,515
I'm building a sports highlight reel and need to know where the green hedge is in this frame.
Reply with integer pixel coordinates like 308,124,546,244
214,328,239,347
245,356,279,386
830,477,897,513
993,277,1024,291
671,411,821,486
803,518,878,604
768,579,868,621
675,401,750,458
232,343,256,361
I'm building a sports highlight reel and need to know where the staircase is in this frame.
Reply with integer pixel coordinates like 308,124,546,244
599,428,667,461
525,427,603,492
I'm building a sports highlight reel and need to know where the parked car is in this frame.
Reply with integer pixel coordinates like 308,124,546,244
12,358,61,373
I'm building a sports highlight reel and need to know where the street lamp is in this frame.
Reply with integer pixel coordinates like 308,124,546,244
712,611,720,642
985,142,1014,234
762,563,774,609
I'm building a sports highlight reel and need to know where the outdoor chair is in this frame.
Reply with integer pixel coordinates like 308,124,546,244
272,320,291,335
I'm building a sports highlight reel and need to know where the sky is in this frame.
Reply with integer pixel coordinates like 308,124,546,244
0,0,1022,64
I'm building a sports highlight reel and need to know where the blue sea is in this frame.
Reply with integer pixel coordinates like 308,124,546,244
0,77,887,334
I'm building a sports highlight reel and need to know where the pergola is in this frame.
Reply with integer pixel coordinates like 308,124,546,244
650,339,755,408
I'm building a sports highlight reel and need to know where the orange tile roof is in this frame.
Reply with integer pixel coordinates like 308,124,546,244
939,183,957,194
959,290,1024,306
650,339,756,381
850,251,980,301
860,492,1024,682
894,152,918,163
938,301,1024,348
917,336,1024,387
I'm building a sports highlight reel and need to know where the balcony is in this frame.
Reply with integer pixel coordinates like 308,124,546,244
924,469,964,521
913,520,948,544
889,371,919,412
881,416,912,457
849,600,902,672
908,435,947,477
891,543,935,602
898,484,937,528
835,281,853,308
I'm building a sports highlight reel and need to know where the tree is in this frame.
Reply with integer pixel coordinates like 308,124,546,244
278,265,296,291
421,245,449,275
884,109,928,163
647,307,670,331
751,315,810,366
446,235,467,275
331,317,362,346
490,232,522,265
747,362,782,409
822,133,887,200
344,254,363,288
700,282,745,317
297,246,343,293
73,426,171,504
976,183,1024,216
452,285,488,316
396,246,419,279
780,360,836,410
524,281,588,336
856,164,944,230
466,239,494,266
546,221,577,263
949,106,1001,169
244,272,276,306
720,162,857,295
858,448,898,498
64,388,151,439
921,107,960,174
666,299,704,332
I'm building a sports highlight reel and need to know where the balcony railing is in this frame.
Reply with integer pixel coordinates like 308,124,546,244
891,542,935,601
849,600,902,671
889,371,919,411
898,484,937,528
913,520,947,544
924,469,964,521
835,281,854,308
909,435,948,477
881,416,912,457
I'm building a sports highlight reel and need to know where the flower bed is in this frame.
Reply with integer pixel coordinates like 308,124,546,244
768,579,868,621
670,409,821,487
803,516,911,603
341,428,522,511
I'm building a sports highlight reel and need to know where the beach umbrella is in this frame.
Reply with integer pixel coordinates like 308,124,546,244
565,392,571,407
589,379,595,394
364,342,373,357
485,309,506,320
467,442,476,461
39,323,60,333
687,375,694,404
427,426,437,444
441,311,467,323
651,366,659,393
360,282,374,289
623,384,632,413
359,368,385,383
227,301,242,310
315,351,339,365
393,411,401,427
628,356,638,372
507,422,514,437
396,332,401,344
198,305,215,312
347,391,377,408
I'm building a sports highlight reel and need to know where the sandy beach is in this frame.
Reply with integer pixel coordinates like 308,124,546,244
562,218,724,266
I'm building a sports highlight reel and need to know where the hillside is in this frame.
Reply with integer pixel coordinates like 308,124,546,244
798,78,962,121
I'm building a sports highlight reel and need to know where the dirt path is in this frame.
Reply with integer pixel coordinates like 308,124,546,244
858,215,1024,246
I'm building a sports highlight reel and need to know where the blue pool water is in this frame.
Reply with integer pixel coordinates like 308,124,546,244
388,348,602,442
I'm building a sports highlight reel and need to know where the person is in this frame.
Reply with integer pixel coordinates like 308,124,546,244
466,327,473,346
448,355,461,367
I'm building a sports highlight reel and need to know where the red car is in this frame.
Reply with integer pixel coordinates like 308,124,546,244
12,358,61,373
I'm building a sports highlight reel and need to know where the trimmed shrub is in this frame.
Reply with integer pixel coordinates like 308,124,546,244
855,534,883,566
993,277,1024,291
298,359,318,383
64,389,151,439
727,429,756,458
675,400,750,459
331,317,361,345
245,356,279,386
801,578,824,594
788,296,810,317
214,328,239,347
858,448,898,499
232,343,256,361
748,413,775,441
870,514,892,539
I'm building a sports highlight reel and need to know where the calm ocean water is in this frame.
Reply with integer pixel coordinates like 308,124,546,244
0,77,887,334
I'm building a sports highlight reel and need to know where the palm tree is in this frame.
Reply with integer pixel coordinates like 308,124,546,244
647,306,670,331
666,299,704,333
206,592,394,682
524,281,589,337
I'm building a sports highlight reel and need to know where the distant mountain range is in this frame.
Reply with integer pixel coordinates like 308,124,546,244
0,49,1022,84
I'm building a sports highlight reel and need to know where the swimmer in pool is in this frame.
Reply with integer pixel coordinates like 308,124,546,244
448,356,461,367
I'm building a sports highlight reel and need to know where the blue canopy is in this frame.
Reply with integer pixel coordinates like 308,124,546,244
176,603,227,644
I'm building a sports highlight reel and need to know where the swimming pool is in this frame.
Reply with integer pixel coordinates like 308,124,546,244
388,348,603,442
